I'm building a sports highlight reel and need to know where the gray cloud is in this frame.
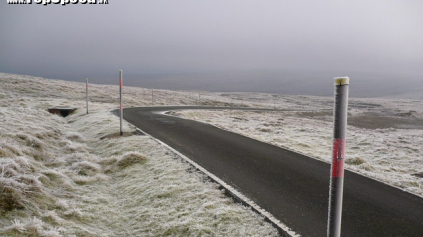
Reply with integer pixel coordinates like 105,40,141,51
1,0,422,92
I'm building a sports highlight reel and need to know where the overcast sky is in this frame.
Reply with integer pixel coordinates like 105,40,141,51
1,0,422,84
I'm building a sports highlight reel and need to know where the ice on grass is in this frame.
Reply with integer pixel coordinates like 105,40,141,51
1,71,421,236
0,72,282,236
177,99,423,197
115,152,148,169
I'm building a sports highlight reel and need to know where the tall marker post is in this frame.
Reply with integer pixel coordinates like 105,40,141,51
327,77,350,237
119,70,123,136
86,78,89,114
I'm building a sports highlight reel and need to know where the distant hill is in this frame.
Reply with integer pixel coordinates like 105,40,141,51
121,70,423,99
18,69,422,99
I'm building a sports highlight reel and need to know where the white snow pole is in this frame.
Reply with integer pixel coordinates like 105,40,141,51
86,78,89,114
119,70,123,136
327,77,350,237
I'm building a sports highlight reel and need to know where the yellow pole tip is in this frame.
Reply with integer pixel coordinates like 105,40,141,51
334,77,350,85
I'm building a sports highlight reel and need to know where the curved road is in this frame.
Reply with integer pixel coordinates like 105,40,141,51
120,106,423,237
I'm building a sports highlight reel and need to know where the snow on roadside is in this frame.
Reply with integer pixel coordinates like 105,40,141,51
176,107,423,197
0,73,282,236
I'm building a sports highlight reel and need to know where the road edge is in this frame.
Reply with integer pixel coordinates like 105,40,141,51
120,117,299,237
163,108,423,199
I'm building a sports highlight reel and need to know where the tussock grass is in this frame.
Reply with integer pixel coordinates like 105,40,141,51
178,108,423,197
0,73,282,236
346,157,366,165
2,71,422,235
0,157,44,213
115,152,147,168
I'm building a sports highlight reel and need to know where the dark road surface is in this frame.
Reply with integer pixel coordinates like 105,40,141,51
120,106,423,237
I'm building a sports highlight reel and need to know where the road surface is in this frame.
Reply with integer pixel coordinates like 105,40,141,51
119,106,423,237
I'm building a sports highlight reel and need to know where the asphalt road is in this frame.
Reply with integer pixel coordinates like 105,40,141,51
120,106,423,237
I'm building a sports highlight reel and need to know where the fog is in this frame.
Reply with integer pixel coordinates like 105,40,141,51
1,0,422,97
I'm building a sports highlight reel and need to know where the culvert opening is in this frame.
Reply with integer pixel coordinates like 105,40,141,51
60,110,70,117
48,107,77,117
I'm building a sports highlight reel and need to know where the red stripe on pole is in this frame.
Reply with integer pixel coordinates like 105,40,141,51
332,139,346,177
119,78,123,88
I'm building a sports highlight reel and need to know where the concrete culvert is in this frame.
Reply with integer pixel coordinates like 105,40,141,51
47,107,77,117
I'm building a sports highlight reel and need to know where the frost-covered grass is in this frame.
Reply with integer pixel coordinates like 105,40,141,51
2,71,422,236
176,98,423,197
0,73,281,236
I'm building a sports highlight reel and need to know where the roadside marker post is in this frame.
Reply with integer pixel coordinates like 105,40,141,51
86,78,89,114
327,77,350,237
119,70,123,136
